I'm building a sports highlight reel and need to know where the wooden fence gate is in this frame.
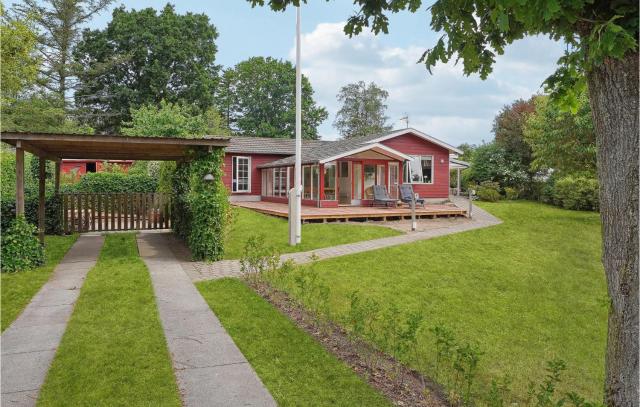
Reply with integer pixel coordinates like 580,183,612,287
61,193,172,233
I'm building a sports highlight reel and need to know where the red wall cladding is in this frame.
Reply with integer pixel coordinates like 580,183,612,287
381,133,450,198
223,153,286,195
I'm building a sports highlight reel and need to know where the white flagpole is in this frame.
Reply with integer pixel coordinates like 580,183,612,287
290,6,302,245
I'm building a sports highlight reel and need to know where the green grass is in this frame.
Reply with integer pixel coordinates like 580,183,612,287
279,201,607,401
38,234,180,407
1,234,78,332
224,207,401,259
196,278,391,407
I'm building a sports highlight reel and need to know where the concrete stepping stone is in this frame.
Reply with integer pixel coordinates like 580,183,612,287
1,235,104,407
137,233,276,407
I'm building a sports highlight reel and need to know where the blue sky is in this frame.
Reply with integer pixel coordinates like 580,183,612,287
88,1,565,145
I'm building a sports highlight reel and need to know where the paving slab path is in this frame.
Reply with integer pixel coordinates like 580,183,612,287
1,235,104,407
185,197,502,281
137,233,276,407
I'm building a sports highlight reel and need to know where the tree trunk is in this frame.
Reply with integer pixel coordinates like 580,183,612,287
586,51,639,407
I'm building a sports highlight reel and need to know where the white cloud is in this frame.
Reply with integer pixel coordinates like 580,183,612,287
290,23,564,145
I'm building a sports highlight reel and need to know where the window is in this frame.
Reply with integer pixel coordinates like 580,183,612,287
404,155,434,184
273,167,287,197
232,156,250,192
323,163,336,200
311,165,319,200
353,163,362,200
376,164,385,186
303,166,312,199
364,164,375,199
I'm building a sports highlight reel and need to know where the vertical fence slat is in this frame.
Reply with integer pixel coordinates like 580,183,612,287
63,194,69,234
123,193,128,231
70,194,76,233
97,194,102,232
90,194,95,231
159,194,165,229
83,193,89,232
116,193,121,230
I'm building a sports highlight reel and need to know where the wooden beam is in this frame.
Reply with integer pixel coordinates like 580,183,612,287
20,141,58,160
38,158,46,244
54,161,61,194
16,146,24,216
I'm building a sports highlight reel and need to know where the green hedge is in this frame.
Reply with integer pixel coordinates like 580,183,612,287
1,194,62,235
64,172,158,193
172,148,229,261
552,176,599,211
1,216,45,272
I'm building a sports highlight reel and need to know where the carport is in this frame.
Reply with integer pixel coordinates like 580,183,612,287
1,132,229,243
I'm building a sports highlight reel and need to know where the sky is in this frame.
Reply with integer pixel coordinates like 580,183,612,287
87,1,566,146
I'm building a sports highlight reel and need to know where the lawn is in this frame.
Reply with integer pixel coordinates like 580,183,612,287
196,278,391,407
278,201,607,401
1,234,78,332
38,234,180,407
224,207,401,259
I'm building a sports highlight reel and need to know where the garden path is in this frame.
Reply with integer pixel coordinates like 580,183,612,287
137,233,276,407
1,235,104,407
183,197,501,282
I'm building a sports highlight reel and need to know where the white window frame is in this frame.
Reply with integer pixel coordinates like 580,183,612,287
404,155,434,185
232,156,251,193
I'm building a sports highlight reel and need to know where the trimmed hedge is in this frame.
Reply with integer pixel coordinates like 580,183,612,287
552,176,599,211
1,216,45,272
1,194,62,235
172,148,229,261
64,172,158,193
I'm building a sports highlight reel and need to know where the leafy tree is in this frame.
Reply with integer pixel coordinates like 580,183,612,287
455,143,476,162
13,0,113,105
74,4,220,133
1,94,92,133
333,81,391,138
121,100,228,193
492,97,536,175
524,93,596,177
0,5,39,100
248,2,638,403
218,56,327,139
466,142,528,189
121,100,228,138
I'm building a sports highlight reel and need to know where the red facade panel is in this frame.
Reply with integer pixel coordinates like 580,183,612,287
380,133,450,198
223,153,287,195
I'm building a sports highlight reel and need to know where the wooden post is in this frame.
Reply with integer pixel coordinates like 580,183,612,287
15,145,25,216
411,192,416,231
54,161,61,194
456,168,461,196
38,158,46,244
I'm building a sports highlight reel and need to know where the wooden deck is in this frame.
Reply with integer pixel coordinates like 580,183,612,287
233,200,468,222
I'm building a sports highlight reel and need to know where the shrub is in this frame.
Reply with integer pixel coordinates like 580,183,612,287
64,172,157,193
1,216,45,272
172,148,229,261
476,182,501,202
552,176,599,211
504,187,520,200
1,194,62,235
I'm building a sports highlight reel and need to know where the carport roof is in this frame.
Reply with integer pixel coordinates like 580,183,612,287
1,132,229,161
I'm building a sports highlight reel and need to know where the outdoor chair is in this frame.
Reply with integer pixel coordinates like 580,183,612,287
372,185,399,207
399,184,425,207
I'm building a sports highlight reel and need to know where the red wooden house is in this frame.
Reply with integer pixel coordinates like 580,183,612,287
61,159,134,178
222,128,462,207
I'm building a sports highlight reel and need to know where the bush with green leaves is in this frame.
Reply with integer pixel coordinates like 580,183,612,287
552,176,599,211
1,216,44,272
172,148,229,261
476,181,502,202
64,172,158,193
1,194,62,235
504,187,520,200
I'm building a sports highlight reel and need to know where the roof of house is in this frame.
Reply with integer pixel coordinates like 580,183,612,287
254,128,461,169
226,136,329,155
